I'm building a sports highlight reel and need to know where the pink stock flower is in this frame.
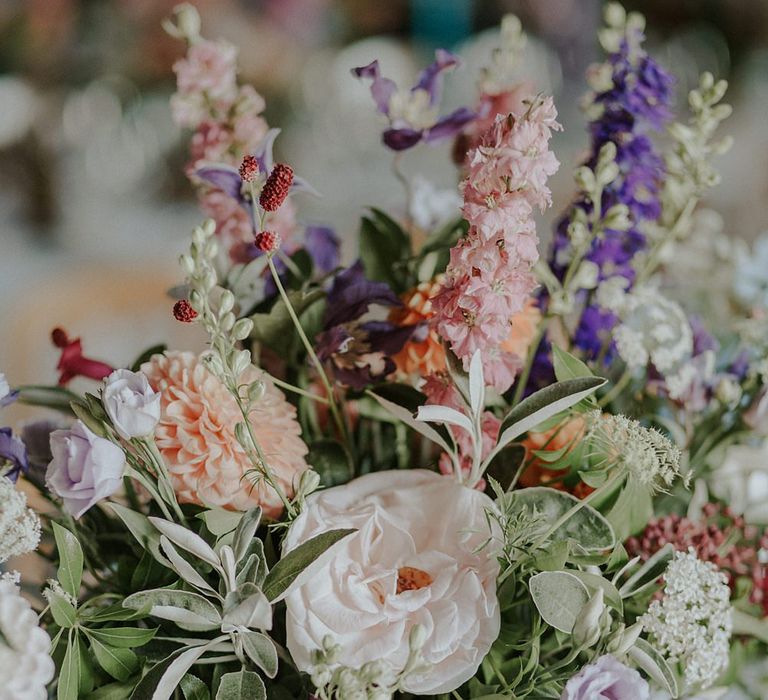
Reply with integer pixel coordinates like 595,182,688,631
433,94,560,392
141,351,311,518
188,121,236,171
173,39,238,103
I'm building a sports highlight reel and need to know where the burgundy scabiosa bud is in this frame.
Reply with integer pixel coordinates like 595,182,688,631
173,299,198,322
254,230,281,254
238,155,259,183
259,163,293,211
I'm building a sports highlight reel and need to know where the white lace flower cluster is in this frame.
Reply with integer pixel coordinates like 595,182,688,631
0,572,55,700
586,412,683,490
641,549,732,691
0,477,41,563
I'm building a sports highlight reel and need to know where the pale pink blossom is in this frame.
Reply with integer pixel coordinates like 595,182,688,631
188,121,236,170
173,39,238,103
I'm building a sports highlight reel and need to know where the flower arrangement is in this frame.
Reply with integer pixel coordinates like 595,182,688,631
2,3,768,699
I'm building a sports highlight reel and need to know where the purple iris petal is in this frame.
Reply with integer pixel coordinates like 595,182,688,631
424,106,477,143
194,164,245,202
0,427,29,482
351,60,397,116
323,261,401,328
361,321,417,356
382,127,424,151
413,49,460,105
305,226,340,274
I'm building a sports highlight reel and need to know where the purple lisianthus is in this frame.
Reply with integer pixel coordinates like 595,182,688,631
352,50,476,151
561,655,649,700
0,427,28,482
46,420,126,518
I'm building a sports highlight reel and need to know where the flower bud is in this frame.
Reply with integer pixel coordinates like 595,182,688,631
220,312,235,332
218,290,235,316
179,254,195,276
162,3,201,41
572,588,605,648
232,318,254,341
607,620,643,656
296,470,321,499
202,218,216,237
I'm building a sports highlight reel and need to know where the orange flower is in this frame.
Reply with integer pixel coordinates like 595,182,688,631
142,351,310,518
501,299,542,360
519,414,593,498
389,277,447,379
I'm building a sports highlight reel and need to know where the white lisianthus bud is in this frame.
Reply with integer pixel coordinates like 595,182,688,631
102,369,161,440
572,588,605,648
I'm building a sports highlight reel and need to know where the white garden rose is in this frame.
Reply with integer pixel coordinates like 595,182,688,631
102,368,161,441
283,469,500,695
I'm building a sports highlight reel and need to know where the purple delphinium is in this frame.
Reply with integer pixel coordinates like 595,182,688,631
561,655,650,700
352,50,476,151
533,25,674,384
315,261,417,389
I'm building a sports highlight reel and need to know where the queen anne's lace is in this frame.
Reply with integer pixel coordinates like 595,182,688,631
0,572,55,700
0,477,41,563
641,549,732,691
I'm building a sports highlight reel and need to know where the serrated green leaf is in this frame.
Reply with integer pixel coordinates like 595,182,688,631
215,670,266,700
89,637,139,682
87,627,157,649
529,570,590,633
53,522,84,599
263,529,355,601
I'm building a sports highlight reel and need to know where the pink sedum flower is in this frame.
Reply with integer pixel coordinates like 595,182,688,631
141,351,311,518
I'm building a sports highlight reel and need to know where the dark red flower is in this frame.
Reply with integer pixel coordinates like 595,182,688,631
173,299,198,323
51,328,114,385
238,154,259,183
254,230,281,254
259,163,293,211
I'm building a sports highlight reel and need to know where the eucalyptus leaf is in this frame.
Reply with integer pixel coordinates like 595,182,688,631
215,670,266,700
504,487,615,552
52,522,84,599
566,570,623,611
123,590,222,632
529,571,590,633
241,631,278,678
263,528,355,601
629,638,679,698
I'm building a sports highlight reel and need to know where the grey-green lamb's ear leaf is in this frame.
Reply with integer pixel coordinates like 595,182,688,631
215,670,266,700
529,570,590,633
52,522,84,599
503,487,615,552
552,345,593,381
495,377,606,454
241,632,278,678
123,590,222,632
262,528,356,602
628,638,679,698
232,507,262,562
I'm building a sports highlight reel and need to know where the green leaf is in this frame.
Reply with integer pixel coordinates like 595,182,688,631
49,590,77,628
566,570,623,611
131,344,167,372
109,503,166,564
606,478,652,541
233,508,262,563
495,377,606,453
80,604,147,623
308,439,353,487
198,509,243,537
129,651,183,700
58,634,81,700
71,400,109,437
419,217,467,256
262,528,355,601
86,680,134,699
533,540,569,572
552,345,593,381
53,522,84,599
123,589,221,632
529,570,590,633
504,487,615,552
78,633,96,694
359,209,411,292
215,670,266,700
180,674,211,700
16,384,79,414
89,637,139,682
629,638,679,698
249,289,325,351
87,627,157,649
618,543,674,599
732,609,768,643
241,632,278,678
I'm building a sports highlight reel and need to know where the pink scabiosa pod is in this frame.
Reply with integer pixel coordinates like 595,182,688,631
433,96,560,392
561,655,650,700
46,421,126,519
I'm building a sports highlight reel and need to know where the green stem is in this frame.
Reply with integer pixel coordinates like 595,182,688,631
512,323,547,406
267,255,348,446
267,374,329,404
597,367,633,408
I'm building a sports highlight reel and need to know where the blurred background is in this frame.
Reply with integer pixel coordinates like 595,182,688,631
1,0,767,409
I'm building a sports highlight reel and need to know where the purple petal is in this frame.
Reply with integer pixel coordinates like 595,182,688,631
305,226,340,274
423,107,476,143
0,389,18,408
334,359,395,390
0,427,29,482
362,321,417,356
315,325,354,362
253,128,281,174
351,60,397,116
194,164,244,201
291,174,321,198
382,127,424,151
414,49,460,106
324,260,401,327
